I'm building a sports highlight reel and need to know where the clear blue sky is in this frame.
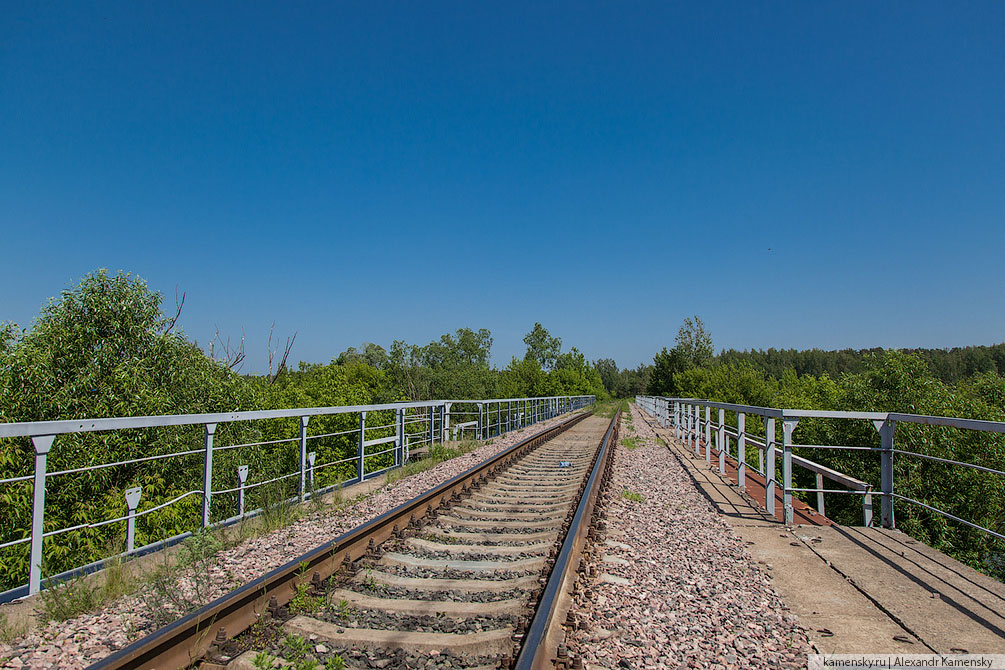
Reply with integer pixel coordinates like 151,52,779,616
3,2,1004,373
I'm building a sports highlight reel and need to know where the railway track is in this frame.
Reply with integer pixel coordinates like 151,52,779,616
90,409,617,670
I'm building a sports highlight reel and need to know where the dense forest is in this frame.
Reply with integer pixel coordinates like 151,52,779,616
638,316,1005,582
717,343,1005,385
0,271,606,591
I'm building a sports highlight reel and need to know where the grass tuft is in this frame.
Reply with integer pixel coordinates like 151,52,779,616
386,439,483,485
622,489,644,503
38,552,136,623
0,611,27,644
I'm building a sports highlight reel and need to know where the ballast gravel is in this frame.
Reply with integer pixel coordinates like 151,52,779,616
564,403,811,669
0,414,575,670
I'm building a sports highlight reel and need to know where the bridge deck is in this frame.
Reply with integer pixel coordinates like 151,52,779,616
638,410,1005,655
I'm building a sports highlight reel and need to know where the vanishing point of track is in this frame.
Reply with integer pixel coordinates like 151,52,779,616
89,409,618,670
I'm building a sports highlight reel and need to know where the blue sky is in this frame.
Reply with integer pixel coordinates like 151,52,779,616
2,2,1004,373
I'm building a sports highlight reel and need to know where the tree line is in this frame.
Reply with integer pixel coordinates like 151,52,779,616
0,270,606,590
634,315,1005,582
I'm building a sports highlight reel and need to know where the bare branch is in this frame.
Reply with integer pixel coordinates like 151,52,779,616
208,325,245,372
267,322,276,380
267,323,297,385
164,287,186,334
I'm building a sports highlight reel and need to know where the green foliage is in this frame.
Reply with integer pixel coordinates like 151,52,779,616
325,656,347,670
0,270,258,590
594,361,650,398
38,572,101,623
674,316,714,368
718,343,1005,385
37,552,136,622
386,440,483,485
523,323,563,371
670,349,1005,582
0,270,601,592
252,651,276,670
0,610,27,643
335,342,388,369
648,315,713,396
385,328,496,401
592,399,626,418
622,489,644,503
500,340,607,401
136,529,226,628
281,638,311,662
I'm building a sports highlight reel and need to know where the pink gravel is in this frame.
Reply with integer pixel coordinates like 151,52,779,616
565,403,811,669
0,413,577,670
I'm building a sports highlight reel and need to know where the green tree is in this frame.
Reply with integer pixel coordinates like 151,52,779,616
594,358,619,396
647,316,714,396
0,270,259,589
523,323,562,371
336,342,388,369
648,346,685,395
674,315,713,368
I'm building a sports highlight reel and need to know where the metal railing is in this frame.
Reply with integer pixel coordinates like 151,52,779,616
636,396,1004,538
0,394,594,600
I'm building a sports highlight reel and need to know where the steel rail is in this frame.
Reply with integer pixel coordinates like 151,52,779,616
87,409,594,670
515,411,619,670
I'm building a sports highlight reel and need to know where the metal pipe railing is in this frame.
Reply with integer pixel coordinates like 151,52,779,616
636,395,1003,535
0,394,594,601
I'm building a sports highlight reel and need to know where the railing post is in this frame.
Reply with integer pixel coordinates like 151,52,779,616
203,423,216,526
737,413,746,491
496,402,501,437
690,404,697,454
358,411,366,483
298,416,310,502
307,451,317,493
396,407,404,465
863,489,874,527
682,403,687,446
28,434,54,596
477,403,484,439
442,403,451,443
704,406,711,463
681,403,686,443
237,465,249,517
437,403,443,443
718,408,726,474
758,419,765,475
815,473,825,516
782,418,798,525
428,405,435,446
124,486,141,553
765,417,776,517
878,418,896,528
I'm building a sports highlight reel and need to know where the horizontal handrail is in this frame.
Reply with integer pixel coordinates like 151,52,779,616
636,395,1001,536
0,394,594,601
790,454,871,491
